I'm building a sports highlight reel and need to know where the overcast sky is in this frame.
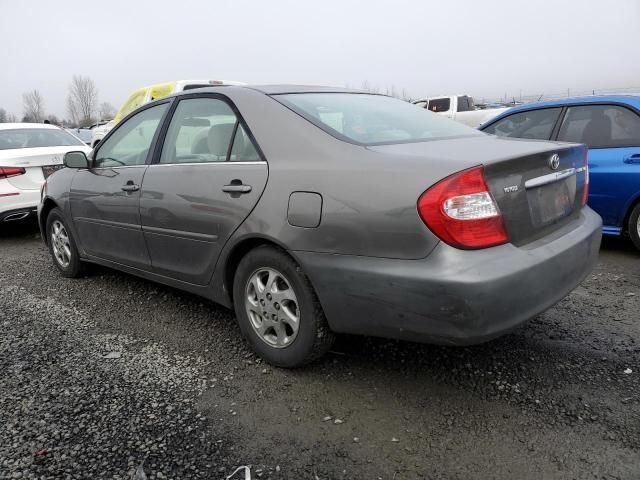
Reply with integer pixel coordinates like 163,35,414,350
2,0,639,119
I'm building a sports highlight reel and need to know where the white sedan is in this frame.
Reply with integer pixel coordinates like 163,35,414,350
0,123,91,223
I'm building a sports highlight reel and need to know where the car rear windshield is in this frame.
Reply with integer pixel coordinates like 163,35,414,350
0,128,85,150
276,93,483,145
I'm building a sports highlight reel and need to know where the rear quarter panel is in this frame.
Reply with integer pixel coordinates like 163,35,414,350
222,88,442,260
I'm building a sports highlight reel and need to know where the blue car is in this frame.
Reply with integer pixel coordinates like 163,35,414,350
480,95,640,250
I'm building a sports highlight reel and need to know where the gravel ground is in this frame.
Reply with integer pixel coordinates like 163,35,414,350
1,221,639,479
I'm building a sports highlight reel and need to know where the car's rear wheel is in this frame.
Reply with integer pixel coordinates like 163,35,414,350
232,245,334,367
629,203,640,251
46,208,84,278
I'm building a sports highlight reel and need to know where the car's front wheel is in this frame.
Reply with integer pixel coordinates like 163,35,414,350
46,208,84,278
629,203,640,251
232,245,335,367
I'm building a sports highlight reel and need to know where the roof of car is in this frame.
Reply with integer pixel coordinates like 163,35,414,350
481,94,640,128
0,123,61,131
168,84,365,97
246,85,363,95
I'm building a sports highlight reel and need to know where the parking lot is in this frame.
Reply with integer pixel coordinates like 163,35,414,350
0,221,637,479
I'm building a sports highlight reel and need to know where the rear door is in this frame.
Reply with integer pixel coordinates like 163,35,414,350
139,94,268,285
555,104,640,230
70,102,169,268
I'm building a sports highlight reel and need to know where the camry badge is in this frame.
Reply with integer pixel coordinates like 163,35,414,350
549,154,560,170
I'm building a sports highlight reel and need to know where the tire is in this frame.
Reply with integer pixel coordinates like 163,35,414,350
46,208,84,278
232,245,335,367
629,203,640,251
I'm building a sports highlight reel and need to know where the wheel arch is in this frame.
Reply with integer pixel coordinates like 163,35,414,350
622,192,640,234
220,234,307,306
39,197,60,245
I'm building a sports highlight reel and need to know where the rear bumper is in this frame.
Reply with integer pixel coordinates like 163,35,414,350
295,207,602,345
0,184,40,222
0,207,37,223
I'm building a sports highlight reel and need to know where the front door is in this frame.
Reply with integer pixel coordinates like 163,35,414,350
70,102,169,269
139,95,268,285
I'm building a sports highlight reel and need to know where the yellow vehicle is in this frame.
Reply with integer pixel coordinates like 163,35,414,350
90,79,245,147
112,79,246,125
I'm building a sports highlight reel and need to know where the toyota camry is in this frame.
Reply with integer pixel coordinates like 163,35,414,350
38,85,601,367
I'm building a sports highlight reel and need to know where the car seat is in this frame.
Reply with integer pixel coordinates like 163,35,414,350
582,112,612,146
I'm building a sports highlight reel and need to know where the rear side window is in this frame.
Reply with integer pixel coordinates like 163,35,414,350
230,124,261,161
428,98,451,113
483,108,562,140
159,97,261,164
557,104,640,148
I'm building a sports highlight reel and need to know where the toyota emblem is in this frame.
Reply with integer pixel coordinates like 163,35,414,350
549,154,560,170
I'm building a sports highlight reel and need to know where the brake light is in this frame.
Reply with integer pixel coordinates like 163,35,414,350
417,166,508,249
582,147,589,206
0,167,26,179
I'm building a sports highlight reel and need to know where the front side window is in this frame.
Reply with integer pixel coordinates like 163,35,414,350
277,93,481,145
428,98,451,113
94,103,168,168
557,104,640,148
160,97,260,164
483,108,562,140
0,128,85,150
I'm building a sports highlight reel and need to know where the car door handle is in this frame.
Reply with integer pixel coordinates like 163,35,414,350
623,154,640,164
121,183,140,192
222,184,252,193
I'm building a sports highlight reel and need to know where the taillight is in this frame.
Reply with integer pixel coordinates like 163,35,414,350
0,167,26,179
417,165,508,249
581,147,589,206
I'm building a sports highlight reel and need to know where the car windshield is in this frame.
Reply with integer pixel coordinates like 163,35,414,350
0,128,85,150
277,93,483,145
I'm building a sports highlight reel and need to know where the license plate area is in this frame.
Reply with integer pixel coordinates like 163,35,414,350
42,164,64,178
527,175,576,226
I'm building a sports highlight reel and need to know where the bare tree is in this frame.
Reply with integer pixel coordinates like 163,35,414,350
67,95,79,126
22,90,45,122
0,108,6,123
67,75,98,127
7,113,18,123
98,101,116,121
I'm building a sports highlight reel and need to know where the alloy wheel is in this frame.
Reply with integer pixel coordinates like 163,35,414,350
51,220,71,268
245,267,300,348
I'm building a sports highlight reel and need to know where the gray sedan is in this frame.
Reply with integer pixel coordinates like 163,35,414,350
38,85,602,367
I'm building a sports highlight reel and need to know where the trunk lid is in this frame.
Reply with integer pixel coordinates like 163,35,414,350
368,135,588,247
483,142,586,246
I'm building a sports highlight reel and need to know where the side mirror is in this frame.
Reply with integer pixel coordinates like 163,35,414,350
63,151,90,169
